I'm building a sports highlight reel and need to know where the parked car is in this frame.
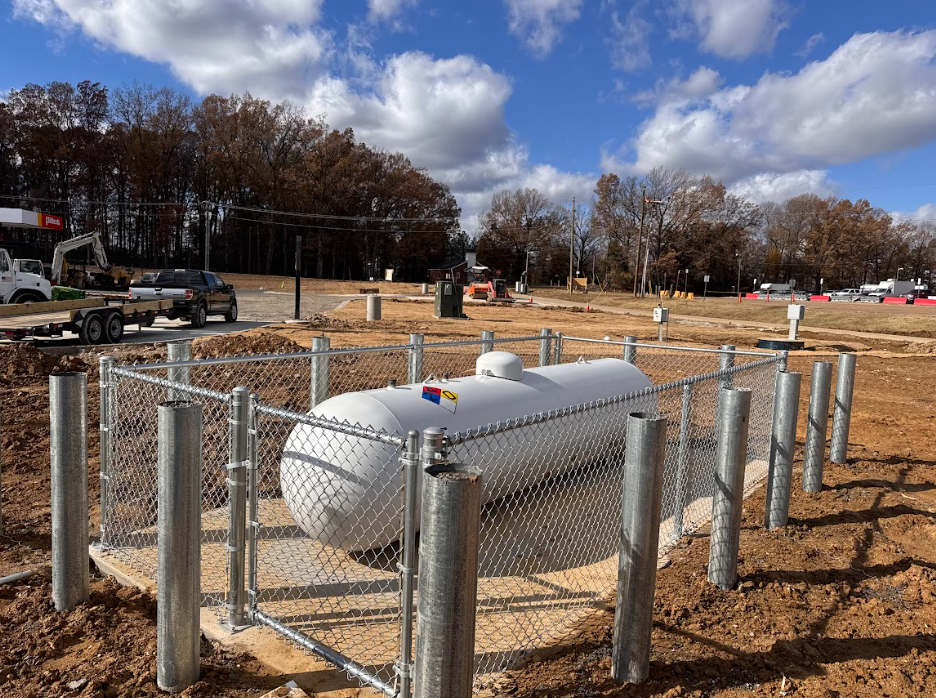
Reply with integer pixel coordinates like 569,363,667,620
129,269,237,327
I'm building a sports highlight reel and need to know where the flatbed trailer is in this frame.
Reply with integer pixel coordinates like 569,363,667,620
0,298,174,345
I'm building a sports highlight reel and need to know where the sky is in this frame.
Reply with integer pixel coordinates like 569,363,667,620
3,0,936,232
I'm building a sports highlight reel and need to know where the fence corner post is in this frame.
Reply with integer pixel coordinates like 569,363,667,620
310,336,330,408
538,328,552,366
157,400,203,693
413,459,482,698
708,387,751,590
612,412,666,684
803,361,833,492
50,371,90,612
764,371,802,529
223,386,250,631
830,353,856,464
396,430,421,698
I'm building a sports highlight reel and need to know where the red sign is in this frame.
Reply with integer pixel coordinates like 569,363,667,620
40,213,64,230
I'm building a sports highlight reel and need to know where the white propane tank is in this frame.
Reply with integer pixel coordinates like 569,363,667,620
280,352,654,551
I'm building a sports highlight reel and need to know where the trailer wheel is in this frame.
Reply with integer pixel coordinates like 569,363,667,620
105,311,125,344
79,313,106,345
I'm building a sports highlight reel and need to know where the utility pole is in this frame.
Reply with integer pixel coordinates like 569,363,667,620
633,187,645,297
569,197,575,296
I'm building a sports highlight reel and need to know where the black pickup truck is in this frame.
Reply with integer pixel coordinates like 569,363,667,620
128,269,237,328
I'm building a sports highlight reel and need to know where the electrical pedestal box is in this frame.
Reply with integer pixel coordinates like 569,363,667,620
434,281,464,318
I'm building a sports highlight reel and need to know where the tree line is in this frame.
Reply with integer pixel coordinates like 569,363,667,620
0,80,461,280
476,170,936,294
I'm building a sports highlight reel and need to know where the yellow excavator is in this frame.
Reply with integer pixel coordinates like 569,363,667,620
50,232,133,290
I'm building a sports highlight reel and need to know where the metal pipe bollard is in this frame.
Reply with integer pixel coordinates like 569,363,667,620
480,329,494,355
539,328,552,366
167,340,192,401
672,382,693,539
708,387,751,590
98,356,115,547
310,336,330,409
50,372,90,612
830,353,857,464
409,333,424,384
366,294,382,321
157,401,203,693
413,460,482,698
802,361,833,492
396,431,421,698
623,336,637,365
612,413,667,684
225,387,249,629
764,371,802,529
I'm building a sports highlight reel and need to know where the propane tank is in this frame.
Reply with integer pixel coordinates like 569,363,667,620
280,352,653,551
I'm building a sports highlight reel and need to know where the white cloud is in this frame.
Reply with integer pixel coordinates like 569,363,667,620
368,0,419,23
671,0,787,59
504,0,584,58
607,31,936,189
729,170,836,203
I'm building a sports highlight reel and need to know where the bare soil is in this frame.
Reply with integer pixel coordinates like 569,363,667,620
1,293,935,697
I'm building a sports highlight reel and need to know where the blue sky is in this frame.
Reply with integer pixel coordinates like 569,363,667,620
3,0,936,229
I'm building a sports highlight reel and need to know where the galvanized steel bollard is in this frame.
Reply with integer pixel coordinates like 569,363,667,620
396,430,421,698
310,336,330,409
366,294,382,321
480,329,495,355
708,387,751,590
612,413,667,684
623,336,637,365
764,371,802,529
539,328,552,366
802,361,833,492
413,460,482,698
98,356,115,547
409,333,424,384
672,382,694,539
830,353,856,464
225,387,249,629
157,401,203,693
50,372,90,612
167,340,192,401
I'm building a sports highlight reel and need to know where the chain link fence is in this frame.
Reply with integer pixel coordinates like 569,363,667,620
96,332,782,695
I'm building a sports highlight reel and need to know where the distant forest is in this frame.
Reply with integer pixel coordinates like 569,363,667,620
2,80,933,292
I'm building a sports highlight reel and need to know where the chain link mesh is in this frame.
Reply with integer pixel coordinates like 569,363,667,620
99,334,781,694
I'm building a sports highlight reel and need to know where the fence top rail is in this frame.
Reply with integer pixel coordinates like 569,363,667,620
117,334,557,371
561,335,779,357
254,402,406,447
448,353,782,444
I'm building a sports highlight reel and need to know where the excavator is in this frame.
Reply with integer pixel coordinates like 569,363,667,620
50,232,133,290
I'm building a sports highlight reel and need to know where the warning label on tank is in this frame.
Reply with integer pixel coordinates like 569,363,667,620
422,385,458,413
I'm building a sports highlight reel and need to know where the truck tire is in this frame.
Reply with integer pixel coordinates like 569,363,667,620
104,311,125,344
190,302,208,329
223,300,238,323
79,313,106,345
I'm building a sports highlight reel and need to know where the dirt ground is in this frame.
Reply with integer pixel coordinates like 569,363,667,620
2,294,935,697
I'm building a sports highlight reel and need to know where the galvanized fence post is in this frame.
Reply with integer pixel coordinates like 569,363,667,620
167,340,192,401
830,353,857,464
623,336,637,365
246,394,260,621
98,356,115,547
480,330,494,355
708,387,751,590
672,382,693,539
157,400,203,693
802,361,833,492
553,332,563,364
396,430,421,698
408,334,424,384
538,328,552,366
612,413,667,685
50,372,90,612
310,336,330,409
225,386,250,630
764,371,802,529
413,460,482,698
